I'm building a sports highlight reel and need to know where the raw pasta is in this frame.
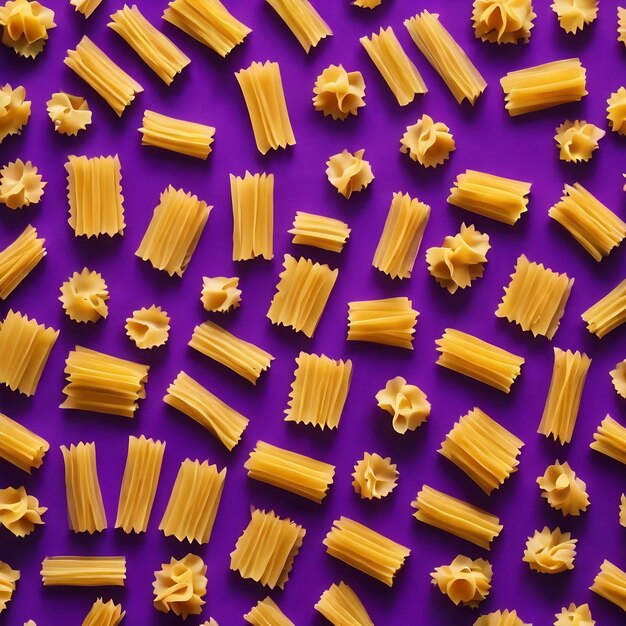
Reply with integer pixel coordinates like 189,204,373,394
153,554,206,618
70,0,102,18
0,412,49,473
313,65,365,120
607,87,626,135
400,114,455,168
82,598,125,626
125,305,170,349
554,604,594,626
523,527,577,574
554,120,604,162
314,582,374,626
591,560,626,611
551,0,598,33
201,276,241,312
59,268,109,323
352,452,398,500
354,0,381,6
0,225,45,299
375,376,430,434
265,0,331,52
472,0,535,43
611,360,626,398
621,495,626,527
0,0,55,58
0,486,46,537
0,83,31,143
590,415,626,464
474,610,529,626
289,211,350,253
431,555,492,608
41,556,126,586
537,460,589,516
581,278,626,337
326,149,374,198
245,597,295,626
0,159,45,209
0,562,19,612
620,7,626,44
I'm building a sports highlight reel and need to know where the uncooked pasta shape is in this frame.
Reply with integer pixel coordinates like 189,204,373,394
375,376,430,434
426,223,490,293
412,485,503,549
245,597,294,626
611,360,626,398
523,527,577,574
266,0,331,52
590,415,626,464
0,562,19,613
582,278,626,337
474,610,529,626
326,149,374,199
235,61,295,154
65,36,143,116
70,0,102,18
551,0,598,34
201,620,219,626
0,159,45,209
352,452,398,500
496,254,574,339
373,192,430,279
620,7,626,44
59,268,109,323
555,120,604,162
230,508,305,589
0,310,58,396
0,0,55,57
400,114,455,168
289,211,350,253
159,458,226,544
136,185,211,276
431,555,492,608
82,598,125,626
125,305,170,349
554,603,595,626
0,84,31,143
359,27,427,106
354,0,381,7
46,93,91,135
314,582,374,626
472,0,535,43
607,87,626,135
201,276,241,312
405,11,487,105
313,64,365,120
0,226,45,300
0,412,49,472
591,560,626,611
41,556,126,586
621,494,626,527
537,461,589,516
0,486,46,537
153,553,207,618
501,58,587,116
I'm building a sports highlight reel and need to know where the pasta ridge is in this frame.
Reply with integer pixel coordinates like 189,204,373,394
0,83,31,143
245,597,295,626
431,555,492,608
0,225,45,300
590,415,626,464
0,486,47,537
41,556,126,586
314,581,374,626
289,211,350,253
0,412,49,473
0,159,45,209
375,376,430,433
265,0,332,53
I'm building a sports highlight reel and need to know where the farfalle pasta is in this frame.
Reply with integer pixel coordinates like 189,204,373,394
46,93,91,135
551,0,598,34
0,84,31,143
582,278,626,337
537,461,589,516
375,376,430,434
0,561,19,612
0,159,45,209
266,0,331,52
590,415,626,464
400,114,455,168
554,603,594,626
0,0,55,58
201,276,241,312
289,212,350,253
352,452,398,500
315,582,374,626
591,560,626,611
0,412,49,473
41,556,126,586
70,0,102,18
0,226,45,300
431,555,492,608
620,7,626,45
245,598,294,626
620,494,626,527
472,0,535,44
474,610,529,626
82,599,125,626
354,0,381,6
59,268,109,323
607,87,626,134
313,65,365,120
611,360,626,398
125,305,170,349
0,486,46,537
523,527,577,574
326,149,374,199
555,120,604,162
153,553,207,618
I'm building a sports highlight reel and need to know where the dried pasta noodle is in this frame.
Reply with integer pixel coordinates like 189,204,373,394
0,225,45,300
582,278,626,338
153,553,207,618
554,603,594,626
0,562,19,612
0,412,48,473
289,211,350,253
400,114,455,168
0,159,46,209
0,83,31,143
312,65,365,120
355,0,381,7
551,0,598,34
326,149,374,199
554,120,604,163
265,0,331,52
620,7,626,45
352,452,398,500
81,598,125,626
314,582,374,626
125,305,170,349
472,0,536,43
0,0,56,58
537,460,589,516
245,597,295,626
620,495,626,527
201,276,241,312
591,560,626,611
375,376,430,434
41,557,126,586
474,610,529,626
47,92,91,135
523,527,577,573
59,269,108,323
607,87,626,135
590,415,626,464
431,555,492,608
612,360,626,398
0,486,47,537
70,0,102,18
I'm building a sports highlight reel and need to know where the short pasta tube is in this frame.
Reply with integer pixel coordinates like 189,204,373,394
590,415,626,465
245,597,294,626
0,225,45,300
315,582,374,626
41,556,126,586
591,560,626,612
289,211,350,253
0,411,49,473
265,0,331,52
582,278,626,338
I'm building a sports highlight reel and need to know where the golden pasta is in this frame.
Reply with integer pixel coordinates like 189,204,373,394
400,114,455,168
326,149,374,198
46,92,91,135
0,225,45,300
59,268,109,323
375,376,430,434
582,278,626,338
611,360,626,398
266,0,331,52
70,0,102,18
41,556,126,586
554,120,604,162
551,0,598,33
245,597,294,626
0,412,49,473
0,562,19,612
352,452,398,500
523,527,577,574
312,65,365,120
590,415,626,465
472,0,535,43
125,305,170,349
0,159,46,209
591,560,626,611
81,598,125,626
554,604,594,626
537,460,589,516
153,553,207,618
0,486,47,537
474,610,529,626
314,582,374,626
607,87,626,135
621,495,626,527
620,7,626,45
289,211,350,253
0,0,56,58
0,83,31,144
431,555,492,608
201,276,241,312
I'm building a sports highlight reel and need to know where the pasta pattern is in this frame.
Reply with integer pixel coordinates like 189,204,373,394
201,276,241,312
326,149,374,199
245,597,294,626
70,0,102,18
474,610,529,626
0,562,19,612
607,87,626,135
153,553,207,618
41,557,126,586
0,412,49,473
620,6,626,45
554,120,604,162
581,278,626,338
537,460,589,516
0,0,55,58
82,599,125,626
59,268,109,323
554,603,594,626
431,555,492,608
551,0,598,33
266,0,332,52
0,159,45,209
400,114,455,168
523,527,577,574
125,305,170,349
375,376,430,434
0,83,31,143
611,360,626,398
313,65,365,120
289,211,350,253
314,582,374,626
0,225,46,300
352,452,398,500
591,560,626,611
590,415,626,464
472,0,536,44
0,487,46,537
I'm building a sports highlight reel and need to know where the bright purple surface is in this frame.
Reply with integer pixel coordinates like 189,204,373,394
1,1,625,624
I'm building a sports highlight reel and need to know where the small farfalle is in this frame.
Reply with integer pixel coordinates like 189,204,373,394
474,610,529,626
619,7,626,45
472,0,536,44
0,0,55,58
313,64,365,121
400,114,455,168
537,460,589,516
0,487,46,537
555,120,604,162
431,555,492,608
46,92,91,135
0,84,31,144
608,87,626,135
610,360,626,399
59,268,109,323
201,276,241,313
125,305,170,349
352,452,398,500
554,603,595,626
0,159,45,209
326,149,374,199
0,561,19,612
551,0,598,34
153,553,207,619
354,0,382,7
375,376,430,434
523,527,577,574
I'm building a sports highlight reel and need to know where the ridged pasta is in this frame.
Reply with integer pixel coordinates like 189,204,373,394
59,268,108,323
326,149,374,199
359,27,427,106
549,183,626,261
314,582,374,626
125,305,170,349
538,348,591,444
0,412,49,473
0,562,19,612
0,159,46,209
448,170,531,225
0,83,31,143
400,114,455,168
474,610,529,626
611,360,626,398
289,211,350,253
153,553,206,618
323,517,410,587
60,346,150,418
554,603,594,626
590,415,626,465
620,7,626,46
266,0,331,52
405,11,487,105
591,560,626,611
431,555,492,608
66,155,125,238
621,495,626,527
375,376,430,434
472,0,536,44
164,371,249,450
582,278,626,338
235,61,296,154
537,460,589,516
607,87,626,135
139,110,215,159
500,58,587,116
551,0,598,34
352,452,398,500
0,310,59,396
554,120,604,163
70,0,102,18
0,225,45,299
64,36,143,116
523,527,577,574
82,598,125,626
439,407,524,494
136,185,211,277
109,5,190,85
435,328,524,393
267,254,338,337
0,0,56,58
47,92,91,135
201,276,241,312
0,486,47,537
312,65,365,120
159,459,226,544
412,485,503,549
245,441,335,503
189,320,274,383
496,254,574,340
115,435,165,533
230,508,305,589
230,172,274,261
163,0,251,57
245,597,294,626
41,557,126,586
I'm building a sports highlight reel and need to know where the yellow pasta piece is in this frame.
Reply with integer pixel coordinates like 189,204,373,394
0,486,46,537
70,0,102,18
66,155,125,238
474,610,529,625
315,581,374,626
354,0,381,7
245,441,335,503
472,0,536,44
245,597,294,626
163,0,251,57
431,555,492,608
439,407,524,494
359,26,427,106
352,452,398,500
201,276,241,312
496,254,574,339
582,278,626,338
136,185,211,277
189,320,274,383
607,87,626,135
0,0,55,58
65,36,143,116
323,517,410,587
59,268,109,323
554,603,594,626
235,61,296,154
0,310,59,396
41,556,126,586
376,376,430,434
0,412,48,473
60,346,150,418
412,485,503,549
164,371,249,450
0,562,19,612
109,5,190,85
267,254,338,337
153,554,207,618
289,211,350,253
537,460,589,516
46,92,91,135
620,494,626,527
266,0,331,52
139,110,215,159
326,149,374,199
538,348,591,444
611,360,626,398
0,225,45,300
549,183,626,261
435,328,524,393
590,415,626,464
0,83,31,143
230,172,274,261
115,435,165,533
312,65,365,121
620,7,626,45
372,191,430,279
0,159,45,209
551,0,598,34
591,560,626,611
285,352,352,430
500,58,587,116
125,305,170,349
405,11,486,105
81,598,125,626
230,508,305,590
347,297,418,349
159,458,226,544
554,120,604,162
400,114,455,168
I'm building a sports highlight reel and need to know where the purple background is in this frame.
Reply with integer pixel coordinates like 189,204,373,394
1,0,626,624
